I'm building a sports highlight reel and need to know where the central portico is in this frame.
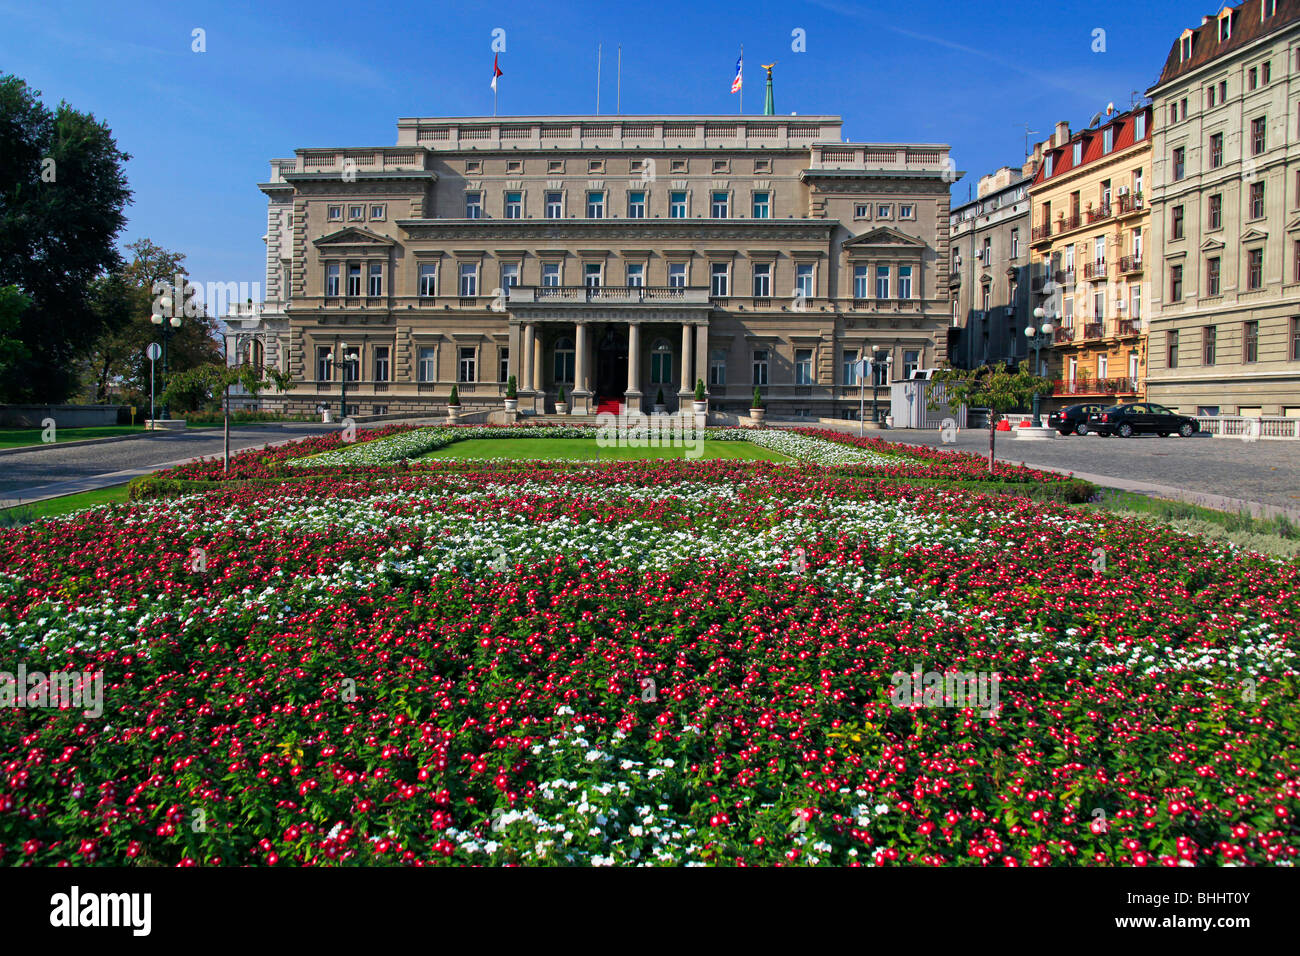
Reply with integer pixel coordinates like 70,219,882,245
507,285,713,414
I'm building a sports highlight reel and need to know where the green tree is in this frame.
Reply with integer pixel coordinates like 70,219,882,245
0,74,131,401
0,285,33,378
161,361,294,471
927,364,1053,474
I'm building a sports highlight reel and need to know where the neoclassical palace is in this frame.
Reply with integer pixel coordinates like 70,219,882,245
227,114,955,418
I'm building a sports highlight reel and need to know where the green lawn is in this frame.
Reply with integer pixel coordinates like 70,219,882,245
419,437,789,462
0,425,145,449
0,484,133,526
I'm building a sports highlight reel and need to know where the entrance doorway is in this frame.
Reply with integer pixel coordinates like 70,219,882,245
595,325,628,401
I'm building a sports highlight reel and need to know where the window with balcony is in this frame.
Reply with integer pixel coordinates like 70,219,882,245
752,191,770,219
373,346,390,382
316,347,332,382
898,265,913,300
1244,320,1259,362
346,264,361,296
1207,256,1221,296
875,266,890,299
458,346,476,383
794,349,813,385
627,190,646,218
752,349,769,386
542,262,561,287
752,263,771,298
1131,284,1142,320
669,191,687,218
1248,247,1264,289
367,262,383,297
710,263,729,297
586,191,605,218
843,349,859,385
584,264,602,289
503,191,523,219
668,262,686,288
795,264,814,299
853,265,869,299
711,191,730,218
459,263,478,297
465,192,482,219
325,263,340,297
626,263,644,287
545,191,563,218
501,263,519,289
553,338,575,383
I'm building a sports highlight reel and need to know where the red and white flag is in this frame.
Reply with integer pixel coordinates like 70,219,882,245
491,54,503,92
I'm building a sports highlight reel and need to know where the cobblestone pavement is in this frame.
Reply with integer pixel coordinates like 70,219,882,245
839,425,1300,512
0,424,338,497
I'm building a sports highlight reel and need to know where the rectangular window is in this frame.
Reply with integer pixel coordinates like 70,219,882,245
459,263,478,297
418,347,437,382
500,262,519,289
853,265,869,299
1135,112,1147,139
1252,116,1267,154
1094,290,1105,321
1172,205,1185,239
752,263,771,297
711,191,730,218
1173,147,1185,181
1292,317,1300,360
499,347,510,383
1208,85,1217,107
711,263,729,297
752,191,770,219
854,203,870,219
1250,181,1265,219
903,349,921,379
669,191,687,218
709,349,727,387
584,263,602,289
1248,247,1264,289
458,346,476,383
668,262,686,288
555,343,576,383
545,191,563,218
327,205,342,222
625,263,644,287
794,349,813,385
795,264,814,298
1210,132,1223,168
346,263,362,296
1295,240,1300,283
418,263,437,297
370,204,385,221
752,349,769,386
1168,330,1180,369
374,345,390,382
627,190,646,218
1209,193,1222,229
586,191,605,218
1010,228,1020,259
1265,61,1272,84
877,204,893,219
1170,264,1183,302
367,262,383,297
1131,284,1142,319
843,349,859,385
348,205,364,221
1207,256,1221,295
542,262,560,287
1203,326,1217,365
898,265,913,300
875,266,890,299
1244,320,1259,362
1103,127,1114,154
899,204,915,219
465,192,482,219
316,347,332,382
503,191,523,219
325,263,340,297
1249,67,1258,90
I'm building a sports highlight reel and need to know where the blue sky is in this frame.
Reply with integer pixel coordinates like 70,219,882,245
2,0,1204,315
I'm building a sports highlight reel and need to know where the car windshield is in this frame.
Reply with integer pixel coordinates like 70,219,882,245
1149,404,1172,414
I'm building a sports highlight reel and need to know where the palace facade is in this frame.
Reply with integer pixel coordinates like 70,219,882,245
227,114,955,419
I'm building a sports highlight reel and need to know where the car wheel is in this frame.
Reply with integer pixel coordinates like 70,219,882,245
1179,422,1195,438
1117,422,1134,438
1075,423,1089,437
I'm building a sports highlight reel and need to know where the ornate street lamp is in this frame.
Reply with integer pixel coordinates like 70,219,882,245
1025,307,1055,427
871,350,893,424
337,340,359,420
150,296,182,420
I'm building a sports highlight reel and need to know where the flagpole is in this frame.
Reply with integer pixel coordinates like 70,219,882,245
617,44,622,114
596,44,602,115
739,43,743,114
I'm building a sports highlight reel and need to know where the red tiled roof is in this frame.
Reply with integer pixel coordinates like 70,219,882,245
1152,0,1300,90
1029,107,1151,189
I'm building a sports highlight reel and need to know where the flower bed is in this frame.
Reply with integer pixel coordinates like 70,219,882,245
2,464,1297,866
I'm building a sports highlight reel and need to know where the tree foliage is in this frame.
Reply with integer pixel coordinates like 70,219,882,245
927,363,1054,474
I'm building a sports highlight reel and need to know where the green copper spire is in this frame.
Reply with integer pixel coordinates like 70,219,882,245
762,62,776,116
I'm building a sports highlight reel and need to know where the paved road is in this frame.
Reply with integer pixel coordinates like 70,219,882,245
839,425,1300,514
0,424,338,501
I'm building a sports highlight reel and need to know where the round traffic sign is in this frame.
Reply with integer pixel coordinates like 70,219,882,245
146,343,162,361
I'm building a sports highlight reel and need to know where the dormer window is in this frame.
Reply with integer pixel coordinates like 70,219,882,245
1181,33,1193,61
1103,127,1114,154
1219,12,1231,42
1073,142,1083,165
1045,153,1054,177
1264,0,1276,20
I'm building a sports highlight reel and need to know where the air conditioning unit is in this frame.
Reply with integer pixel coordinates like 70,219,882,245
1118,186,1130,196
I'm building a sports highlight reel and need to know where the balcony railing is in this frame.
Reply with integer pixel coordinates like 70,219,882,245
1116,318,1141,336
1053,376,1140,396
510,285,711,305
1061,214,1081,232
1086,204,1113,224
1082,323,1104,340
1053,326,1076,344
1117,194,1145,215
1083,260,1107,280
1032,224,1053,241
1118,255,1143,274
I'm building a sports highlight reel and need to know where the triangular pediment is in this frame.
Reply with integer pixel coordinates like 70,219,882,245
1200,236,1225,251
842,226,927,249
1241,227,1268,243
1286,217,1300,233
313,227,395,247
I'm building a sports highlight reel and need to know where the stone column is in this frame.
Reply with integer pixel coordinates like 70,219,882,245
678,323,694,408
522,324,535,391
533,330,544,397
694,323,710,398
624,321,642,413
573,322,590,414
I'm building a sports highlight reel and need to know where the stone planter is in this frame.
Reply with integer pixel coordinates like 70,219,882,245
555,402,569,415
652,404,667,415
749,407,766,426
504,398,518,413
447,405,460,423
692,401,708,415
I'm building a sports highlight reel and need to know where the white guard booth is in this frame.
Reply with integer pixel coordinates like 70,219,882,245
890,369,967,429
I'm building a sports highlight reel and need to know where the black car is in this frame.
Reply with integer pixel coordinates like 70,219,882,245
1048,403,1105,436
1089,402,1200,438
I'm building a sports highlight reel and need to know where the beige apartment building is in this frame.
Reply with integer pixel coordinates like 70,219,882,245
1147,0,1300,416
1029,107,1152,407
227,114,955,419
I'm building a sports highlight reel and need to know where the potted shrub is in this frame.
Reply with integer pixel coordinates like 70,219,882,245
555,384,569,415
447,384,461,422
692,378,708,415
749,386,765,425
504,375,518,413
652,387,667,414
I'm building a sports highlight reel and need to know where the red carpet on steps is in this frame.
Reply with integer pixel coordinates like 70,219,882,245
595,397,622,415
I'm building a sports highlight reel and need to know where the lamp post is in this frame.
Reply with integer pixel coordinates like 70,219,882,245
150,296,182,420
337,340,358,420
1025,307,1055,427
870,350,893,424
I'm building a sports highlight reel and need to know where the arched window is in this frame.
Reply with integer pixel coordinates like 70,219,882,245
553,336,575,382
650,338,673,385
